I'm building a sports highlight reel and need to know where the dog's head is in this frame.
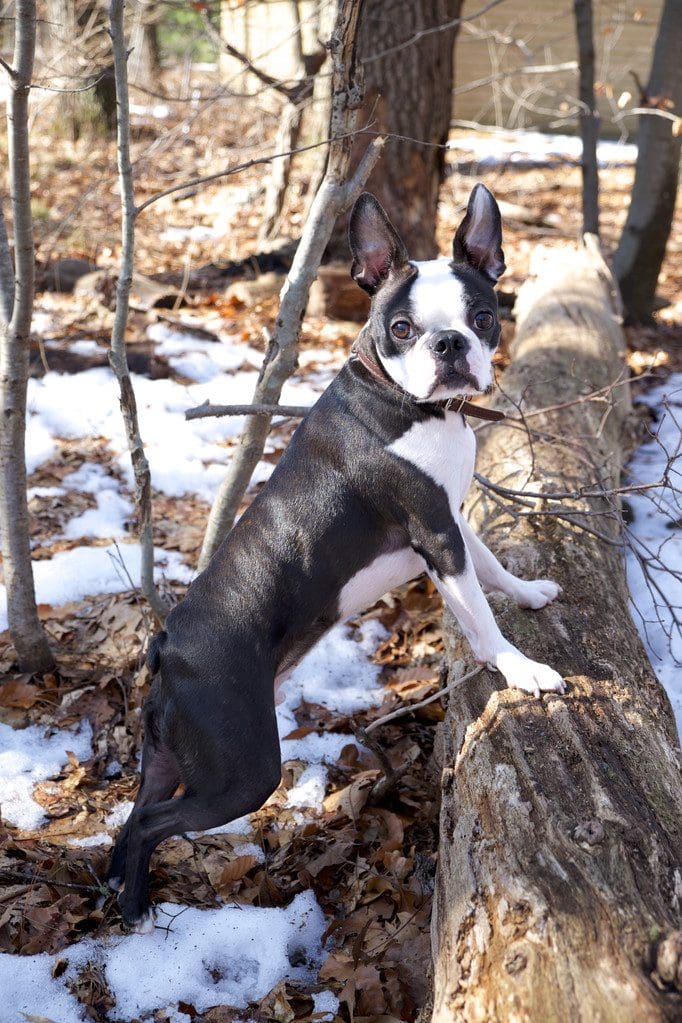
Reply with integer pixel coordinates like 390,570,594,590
349,184,505,401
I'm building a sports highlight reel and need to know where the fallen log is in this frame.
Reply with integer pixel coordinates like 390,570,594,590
431,240,682,1022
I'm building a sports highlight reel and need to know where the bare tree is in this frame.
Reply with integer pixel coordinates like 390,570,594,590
198,0,383,569
0,0,55,672
613,0,682,322
109,0,167,624
573,0,599,235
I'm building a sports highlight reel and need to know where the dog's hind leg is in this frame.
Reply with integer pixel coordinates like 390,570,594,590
107,689,180,891
117,754,282,932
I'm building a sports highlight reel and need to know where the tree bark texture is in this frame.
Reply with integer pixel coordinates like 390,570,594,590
613,0,682,323
326,0,462,260
573,0,599,235
431,242,682,1021
198,0,384,569
0,1,55,672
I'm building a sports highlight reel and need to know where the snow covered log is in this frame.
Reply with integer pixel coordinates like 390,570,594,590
431,241,682,1022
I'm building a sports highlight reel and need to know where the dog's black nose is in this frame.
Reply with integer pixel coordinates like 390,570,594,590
430,331,469,359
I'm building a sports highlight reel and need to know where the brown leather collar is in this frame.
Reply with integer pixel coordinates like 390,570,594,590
352,348,505,422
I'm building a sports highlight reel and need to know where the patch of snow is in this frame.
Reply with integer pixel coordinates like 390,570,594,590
0,544,192,631
313,990,341,1020
104,800,135,829
28,485,65,499
189,813,253,839
0,889,328,1021
0,721,93,830
160,225,226,243
68,832,112,848
232,842,265,863
66,339,103,357
129,102,171,119
25,415,57,474
0,953,85,1023
64,490,133,540
277,619,387,766
286,763,328,810
448,129,638,167
625,375,682,737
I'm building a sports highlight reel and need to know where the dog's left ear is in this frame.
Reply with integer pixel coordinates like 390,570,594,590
452,184,505,283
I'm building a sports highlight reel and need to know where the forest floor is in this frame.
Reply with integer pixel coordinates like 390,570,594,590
0,77,680,1023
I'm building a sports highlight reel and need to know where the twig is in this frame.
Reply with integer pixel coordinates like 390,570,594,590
135,126,366,217
365,666,483,734
185,401,312,422
0,868,107,895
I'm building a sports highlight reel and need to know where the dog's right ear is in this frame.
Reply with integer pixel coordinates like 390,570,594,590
349,193,409,294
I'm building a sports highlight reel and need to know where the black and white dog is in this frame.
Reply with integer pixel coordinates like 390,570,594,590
108,184,565,930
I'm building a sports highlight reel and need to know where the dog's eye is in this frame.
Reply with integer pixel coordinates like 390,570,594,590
391,320,413,340
474,311,494,331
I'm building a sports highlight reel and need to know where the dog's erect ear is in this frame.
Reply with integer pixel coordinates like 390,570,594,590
452,184,505,283
349,193,409,294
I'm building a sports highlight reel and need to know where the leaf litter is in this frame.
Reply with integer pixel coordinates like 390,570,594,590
0,74,680,1023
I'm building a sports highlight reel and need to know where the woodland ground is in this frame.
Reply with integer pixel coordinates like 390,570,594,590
0,72,680,1022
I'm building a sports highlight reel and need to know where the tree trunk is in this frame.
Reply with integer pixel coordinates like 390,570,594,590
574,0,599,235
613,0,682,323
43,0,116,139
431,241,682,1021
326,0,462,260
0,0,55,672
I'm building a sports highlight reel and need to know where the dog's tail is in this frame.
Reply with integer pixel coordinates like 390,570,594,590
146,631,168,675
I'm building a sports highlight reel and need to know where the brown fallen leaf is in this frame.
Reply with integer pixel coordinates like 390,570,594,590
323,771,378,820
0,678,40,708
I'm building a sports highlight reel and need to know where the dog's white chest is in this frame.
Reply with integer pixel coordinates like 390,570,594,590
387,412,476,515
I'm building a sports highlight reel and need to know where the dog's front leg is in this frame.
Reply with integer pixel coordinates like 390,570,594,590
459,518,562,609
413,521,565,697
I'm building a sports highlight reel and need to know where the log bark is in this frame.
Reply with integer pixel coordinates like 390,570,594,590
431,241,682,1021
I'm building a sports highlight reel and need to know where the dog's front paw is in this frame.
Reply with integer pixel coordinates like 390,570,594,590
493,649,566,699
513,578,562,610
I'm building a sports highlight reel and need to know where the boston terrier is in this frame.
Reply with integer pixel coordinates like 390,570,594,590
108,184,565,931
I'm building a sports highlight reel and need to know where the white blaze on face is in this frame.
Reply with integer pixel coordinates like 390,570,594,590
377,259,494,399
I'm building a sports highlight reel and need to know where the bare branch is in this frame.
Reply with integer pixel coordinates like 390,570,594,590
185,401,311,422
135,126,365,217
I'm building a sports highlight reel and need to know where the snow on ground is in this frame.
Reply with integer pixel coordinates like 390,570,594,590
0,890,330,1023
625,375,682,737
448,128,638,167
0,721,93,829
0,323,372,1016
0,545,192,632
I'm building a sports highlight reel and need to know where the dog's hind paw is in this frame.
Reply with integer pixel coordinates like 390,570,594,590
118,894,156,934
513,578,562,610
492,650,566,699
